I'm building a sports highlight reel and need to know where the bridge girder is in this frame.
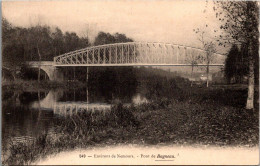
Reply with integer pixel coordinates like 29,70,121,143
54,42,225,67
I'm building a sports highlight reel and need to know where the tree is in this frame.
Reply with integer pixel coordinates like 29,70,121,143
63,32,89,53
224,44,239,83
51,28,64,56
224,44,249,84
203,42,216,88
236,44,250,83
184,48,200,86
29,25,53,82
94,31,133,46
214,1,259,109
114,33,133,43
194,29,216,87
2,18,27,79
2,17,91,81
94,32,116,46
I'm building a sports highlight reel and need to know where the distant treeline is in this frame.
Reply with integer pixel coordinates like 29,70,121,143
2,18,133,71
2,18,89,67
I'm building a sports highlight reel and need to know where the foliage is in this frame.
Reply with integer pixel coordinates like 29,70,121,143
213,1,259,78
2,18,90,69
213,1,259,46
213,1,259,109
94,32,133,46
193,29,216,64
2,18,26,69
224,44,249,83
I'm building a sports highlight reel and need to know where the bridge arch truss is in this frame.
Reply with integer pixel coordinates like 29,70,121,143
54,42,225,66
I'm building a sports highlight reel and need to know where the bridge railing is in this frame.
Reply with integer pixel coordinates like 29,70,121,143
26,61,54,66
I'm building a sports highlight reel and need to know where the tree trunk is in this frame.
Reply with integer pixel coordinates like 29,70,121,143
38,66,41,83
206,65,209,88
86,67,89,83
191,65,194,87
11,70,16,81
73,67,76,81
30,46,33,60
246,55,254,109
36,90,42,127
227,77,231,84
37,45,41,83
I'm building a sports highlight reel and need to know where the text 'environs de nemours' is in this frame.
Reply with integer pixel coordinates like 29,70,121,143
94,154,134,158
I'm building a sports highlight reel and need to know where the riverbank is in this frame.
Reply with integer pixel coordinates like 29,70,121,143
2,86,259,165
2,75,259,165
2,80,86,92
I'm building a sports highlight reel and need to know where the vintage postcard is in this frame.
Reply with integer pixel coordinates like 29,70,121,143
1,0,259,165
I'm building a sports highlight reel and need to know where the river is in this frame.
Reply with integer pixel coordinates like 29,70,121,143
1,82,151,151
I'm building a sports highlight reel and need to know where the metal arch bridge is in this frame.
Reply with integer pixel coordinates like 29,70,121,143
54,42,225,67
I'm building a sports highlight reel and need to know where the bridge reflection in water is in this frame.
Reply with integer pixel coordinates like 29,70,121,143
53,102,111,116
30,90,147,117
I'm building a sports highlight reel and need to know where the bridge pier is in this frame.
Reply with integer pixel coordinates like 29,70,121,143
37,65,64,81
26,61,64,82
52,67,64,81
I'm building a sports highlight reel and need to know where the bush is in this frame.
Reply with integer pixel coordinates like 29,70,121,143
111,103,139,127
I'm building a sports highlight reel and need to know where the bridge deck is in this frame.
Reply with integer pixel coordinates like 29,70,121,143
53,63,224,67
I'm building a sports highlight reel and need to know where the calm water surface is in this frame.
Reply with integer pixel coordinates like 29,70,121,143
2,83,149,150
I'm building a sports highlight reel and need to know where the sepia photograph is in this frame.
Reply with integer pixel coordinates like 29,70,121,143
1,0,259,165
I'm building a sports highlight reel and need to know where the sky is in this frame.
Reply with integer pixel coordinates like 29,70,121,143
2,0,225,53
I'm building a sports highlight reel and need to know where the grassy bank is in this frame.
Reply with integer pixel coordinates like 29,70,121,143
2,86,259,165
2,70,259,165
